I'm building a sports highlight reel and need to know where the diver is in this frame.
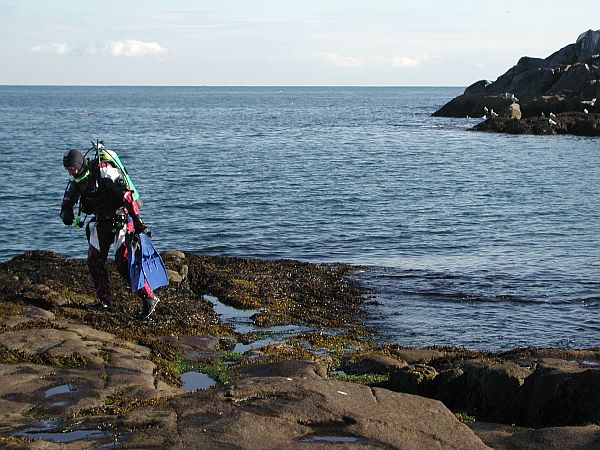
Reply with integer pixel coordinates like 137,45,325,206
60,144,163,319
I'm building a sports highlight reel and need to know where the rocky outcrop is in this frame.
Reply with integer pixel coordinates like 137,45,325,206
434,30,600,135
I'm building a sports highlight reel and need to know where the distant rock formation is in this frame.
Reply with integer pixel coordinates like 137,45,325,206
434,30,600,128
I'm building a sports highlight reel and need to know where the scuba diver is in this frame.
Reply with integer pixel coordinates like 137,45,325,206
60,142,167,319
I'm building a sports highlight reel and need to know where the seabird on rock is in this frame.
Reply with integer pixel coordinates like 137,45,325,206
541,112,545,118
549,118,557,126
490,109,498,117
584,108,589,114
549,112,556,119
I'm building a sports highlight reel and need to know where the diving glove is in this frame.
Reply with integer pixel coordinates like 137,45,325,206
60,208,74,226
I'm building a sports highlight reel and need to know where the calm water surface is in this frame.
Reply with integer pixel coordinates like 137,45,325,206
1,86,599,350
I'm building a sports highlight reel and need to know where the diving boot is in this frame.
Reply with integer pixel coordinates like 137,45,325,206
141,295,160,319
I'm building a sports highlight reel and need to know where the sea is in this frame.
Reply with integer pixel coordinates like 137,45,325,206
1,85,599,351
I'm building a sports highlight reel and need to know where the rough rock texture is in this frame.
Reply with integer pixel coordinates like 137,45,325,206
384,349,600,428
434,30,600,135
120,376,488,449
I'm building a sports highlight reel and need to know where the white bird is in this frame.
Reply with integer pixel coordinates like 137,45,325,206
484,106,489,113
541,112,545,118
549,112,556,119
581,98,596,106
549,118,557,126
584,108,589,114
490,109,498,117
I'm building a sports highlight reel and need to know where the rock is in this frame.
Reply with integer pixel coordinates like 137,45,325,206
388,363,438,395
344,353,406,375
388,347,445,364
385,352,600,428
437,359,535,424
153,335,220,358
121,376,488,449
471,422,600,450
465,80,492,95
19,306,55,320
472,112,600,136
162,250,186,260
235,360,328,379
508,102,522,119
166,269,183,283
434,29,600,134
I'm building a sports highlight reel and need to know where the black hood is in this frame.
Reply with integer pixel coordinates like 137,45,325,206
63,149,86,172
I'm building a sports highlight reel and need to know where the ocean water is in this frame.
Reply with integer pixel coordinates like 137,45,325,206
1,85,599,351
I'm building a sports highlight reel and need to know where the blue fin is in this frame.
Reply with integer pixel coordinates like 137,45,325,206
128,237,143,292
128,234,169,292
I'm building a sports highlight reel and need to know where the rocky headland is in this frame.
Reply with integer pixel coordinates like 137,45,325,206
434,29,600,136
1,250,599,449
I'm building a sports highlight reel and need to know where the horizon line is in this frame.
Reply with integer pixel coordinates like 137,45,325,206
0,83,466,88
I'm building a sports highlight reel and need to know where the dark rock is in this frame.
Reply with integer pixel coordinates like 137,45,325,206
472,112,600,136
465,80,492,95
386,351,600,428
388,363,438,395
434,29,600,135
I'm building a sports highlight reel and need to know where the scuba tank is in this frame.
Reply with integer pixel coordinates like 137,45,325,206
97,145,142,206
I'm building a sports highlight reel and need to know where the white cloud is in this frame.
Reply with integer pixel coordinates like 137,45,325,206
103,39,168,58
311,52,428,69
387,55,428,68
32,43,72,56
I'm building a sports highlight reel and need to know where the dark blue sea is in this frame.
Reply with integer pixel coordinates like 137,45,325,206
1,85,599,351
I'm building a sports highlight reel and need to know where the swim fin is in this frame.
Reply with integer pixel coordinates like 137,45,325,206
128,233,169,292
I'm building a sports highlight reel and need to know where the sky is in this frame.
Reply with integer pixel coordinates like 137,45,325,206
1,0,599,86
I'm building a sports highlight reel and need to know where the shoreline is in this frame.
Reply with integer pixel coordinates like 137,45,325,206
1,250,599,448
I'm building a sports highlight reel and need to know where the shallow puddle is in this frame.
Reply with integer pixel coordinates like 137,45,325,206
204,294,311,352
300,434,361,443
204,295,259,334
180,371,217,391
44,383,77,398
13,419,110,443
